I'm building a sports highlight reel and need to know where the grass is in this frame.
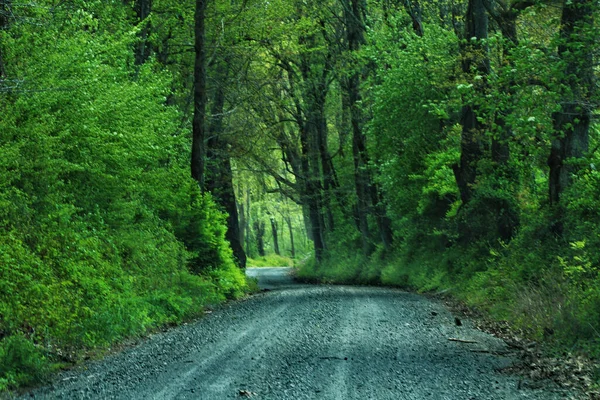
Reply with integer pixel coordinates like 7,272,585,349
247,254,295,268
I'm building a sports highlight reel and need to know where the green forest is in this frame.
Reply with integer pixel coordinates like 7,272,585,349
1,0,599,392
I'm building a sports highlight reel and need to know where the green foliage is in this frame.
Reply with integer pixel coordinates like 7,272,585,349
296,253,366,284
0,0,250,392
0,335,50,391
2,0,600,392
247,255,295,268
366,24,460,224
299,5,600,359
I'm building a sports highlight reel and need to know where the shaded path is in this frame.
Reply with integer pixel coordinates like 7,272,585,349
23,268,571,399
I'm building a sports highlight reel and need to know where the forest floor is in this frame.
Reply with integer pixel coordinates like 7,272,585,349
16,268,581,399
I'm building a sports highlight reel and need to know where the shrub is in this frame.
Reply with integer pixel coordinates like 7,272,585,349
0,335,49,391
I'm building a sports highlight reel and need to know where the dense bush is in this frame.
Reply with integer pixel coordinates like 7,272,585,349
0,1,249,392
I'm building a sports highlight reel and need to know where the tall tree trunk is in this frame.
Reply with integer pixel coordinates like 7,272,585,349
298,100,326,261
205,63,247,268
369,184,394,250
548,0,595,234
245,188,252,255
286,216,296,258
302,203,313,241
343,0,393,253
301,129,326,261
133,0,152,66
348,78,373,255
317,111,336,232
345,0,372,256
0,0,12,79
484,0,536,241
270,217,280,255
238,185,246,254
453,0,489,205
253,220,266,257
191,0,207,187
239,201,246,247
297,38,328,261
403,0,424,36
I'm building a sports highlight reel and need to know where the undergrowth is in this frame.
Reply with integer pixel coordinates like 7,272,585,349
247,254,295,268
297,225,600,363
0,227,251,393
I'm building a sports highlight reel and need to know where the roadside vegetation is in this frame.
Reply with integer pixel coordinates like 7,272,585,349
247,255,295,268
294,1,600,371
294,0,600,383
0,1,253,392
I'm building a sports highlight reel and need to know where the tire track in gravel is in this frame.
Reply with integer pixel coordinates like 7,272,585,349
144,299,291,399
228,285,349,399
20,268,579,400
321,286,362,399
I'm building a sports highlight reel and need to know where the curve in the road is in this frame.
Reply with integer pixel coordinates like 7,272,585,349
22,267,573,400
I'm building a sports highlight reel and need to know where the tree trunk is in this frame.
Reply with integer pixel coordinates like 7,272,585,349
301,140,326,261
403,0,424,36
286,216,296,258
491,4,517,168
133,0,152,66
317,113,336,232
191,0,207,187
253,220,266,257
204,63,247,268
298,38,328,262
299,112,326,261
0,0,12,79
343,0,394,254
270,217,280,255
308,84,331,236
302,204,313,241
548,0,595,222
453,0,489,205
238,191,246,253
369,183,394,250
484,0,533,241
245,188,252,255
349,82,373,255
214,156,246,267
344,0,373,256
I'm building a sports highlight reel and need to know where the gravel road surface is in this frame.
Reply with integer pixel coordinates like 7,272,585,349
21,267,574,399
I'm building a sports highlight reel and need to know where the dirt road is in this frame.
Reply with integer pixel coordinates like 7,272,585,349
22,267,573,399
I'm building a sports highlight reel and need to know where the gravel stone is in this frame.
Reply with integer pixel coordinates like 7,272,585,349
20,267,576,399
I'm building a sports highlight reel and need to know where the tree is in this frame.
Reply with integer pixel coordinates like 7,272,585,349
205,58,247,267
191,0,207,188
547,0,596,234
453,0,489,206
341,0,374,256
191,0,248,267
341,0,395,255
0,0,10,79
131,0,152,66
253,219,266,256
270,215,281,255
